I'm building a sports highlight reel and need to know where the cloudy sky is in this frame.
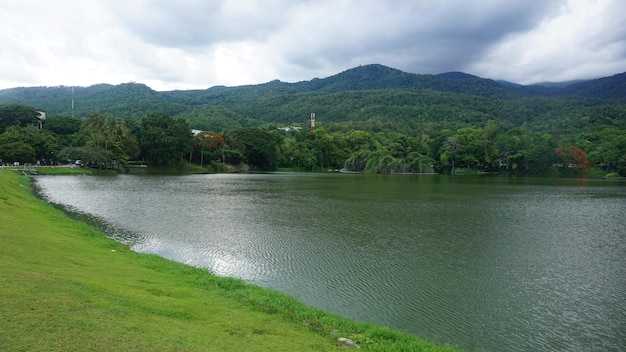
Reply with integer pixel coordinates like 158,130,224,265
1,0,625,91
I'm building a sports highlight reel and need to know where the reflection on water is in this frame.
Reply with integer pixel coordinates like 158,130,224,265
35,173,626,352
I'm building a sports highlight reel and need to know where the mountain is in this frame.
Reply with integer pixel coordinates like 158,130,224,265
0,64,624,128
0,83,184,118
498,73,626,100
560,72,626,100
293,65,515,98
530,79,587,88
302,64,418,91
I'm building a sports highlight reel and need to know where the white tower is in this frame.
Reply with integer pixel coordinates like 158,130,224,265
310,113,315,132
35,108,46,129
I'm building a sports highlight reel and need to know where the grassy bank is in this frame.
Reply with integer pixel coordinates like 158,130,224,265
0,169,460,351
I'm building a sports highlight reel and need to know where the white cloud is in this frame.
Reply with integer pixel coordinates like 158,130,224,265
0,0,623,90
467,0,626,83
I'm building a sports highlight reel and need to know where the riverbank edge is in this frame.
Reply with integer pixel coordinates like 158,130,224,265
0,169,461,351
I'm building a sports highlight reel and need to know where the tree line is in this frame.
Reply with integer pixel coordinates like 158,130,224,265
1,103,625,176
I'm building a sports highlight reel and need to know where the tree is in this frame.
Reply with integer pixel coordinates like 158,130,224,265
494,127,531,175
524,134,555,175
617,154,626,176
192,131,225,166
57,146,113,165
0,104,40,133
440,136,460,175
0,142,36,164
79,113,132,165
0,125,58,164
122,133,141,161
406,151,435,173
482,120,499,169
345,130,375,151
344,149,370,172
227,128,283,170
44,115,81,135
453,127,483,169
293,144,318,171
81,112,106,153
364,148,403,173
555,145,591,172
579,126,626,172
135,113,193,167
308,130,346,170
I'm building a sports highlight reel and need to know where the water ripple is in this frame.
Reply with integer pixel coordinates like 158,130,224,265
34,174,626,352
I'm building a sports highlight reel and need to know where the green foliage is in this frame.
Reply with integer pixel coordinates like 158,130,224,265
56,146,113,165
289,129,347,171
44,115,81,135
226,127,284,170
0,141,35,164
135,112,193,167
617,154,626,176
0,66,624,175
190,131,225,166
76,113,128,165
181,104,246,132
224,146,245,165
0,125,57,164
0,104,40,133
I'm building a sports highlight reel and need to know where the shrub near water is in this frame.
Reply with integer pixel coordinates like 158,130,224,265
0,169,460,351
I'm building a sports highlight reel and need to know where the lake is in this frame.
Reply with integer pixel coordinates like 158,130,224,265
34,173,626,352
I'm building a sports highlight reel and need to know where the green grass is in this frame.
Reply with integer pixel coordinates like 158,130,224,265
36,166,124,176
33,166,95,175
0,169,461,351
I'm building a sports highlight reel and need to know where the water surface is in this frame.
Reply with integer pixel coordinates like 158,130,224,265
35,173,626,351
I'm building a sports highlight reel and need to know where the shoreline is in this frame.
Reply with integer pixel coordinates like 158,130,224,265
0,169,460,351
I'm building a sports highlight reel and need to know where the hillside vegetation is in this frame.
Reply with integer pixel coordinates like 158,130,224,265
0,64,625,176
1,64,624,120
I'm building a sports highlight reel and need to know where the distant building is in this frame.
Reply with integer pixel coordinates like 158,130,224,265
278,126,302,132
34,108,46,129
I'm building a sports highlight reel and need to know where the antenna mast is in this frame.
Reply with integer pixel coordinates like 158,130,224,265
71,86,75,118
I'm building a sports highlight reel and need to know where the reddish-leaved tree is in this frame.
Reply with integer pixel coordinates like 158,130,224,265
555,145,591,171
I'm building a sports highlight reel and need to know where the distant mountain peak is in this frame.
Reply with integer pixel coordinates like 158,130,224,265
333,64,406,79
437,72,481,80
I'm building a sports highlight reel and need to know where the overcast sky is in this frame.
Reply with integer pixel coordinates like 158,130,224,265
1,0,625,91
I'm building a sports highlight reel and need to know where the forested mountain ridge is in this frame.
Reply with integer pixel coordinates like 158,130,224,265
1,64,625,176
0,64,624,122
560,72,626,100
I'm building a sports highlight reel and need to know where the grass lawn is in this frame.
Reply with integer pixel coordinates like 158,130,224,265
0,169,460,351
